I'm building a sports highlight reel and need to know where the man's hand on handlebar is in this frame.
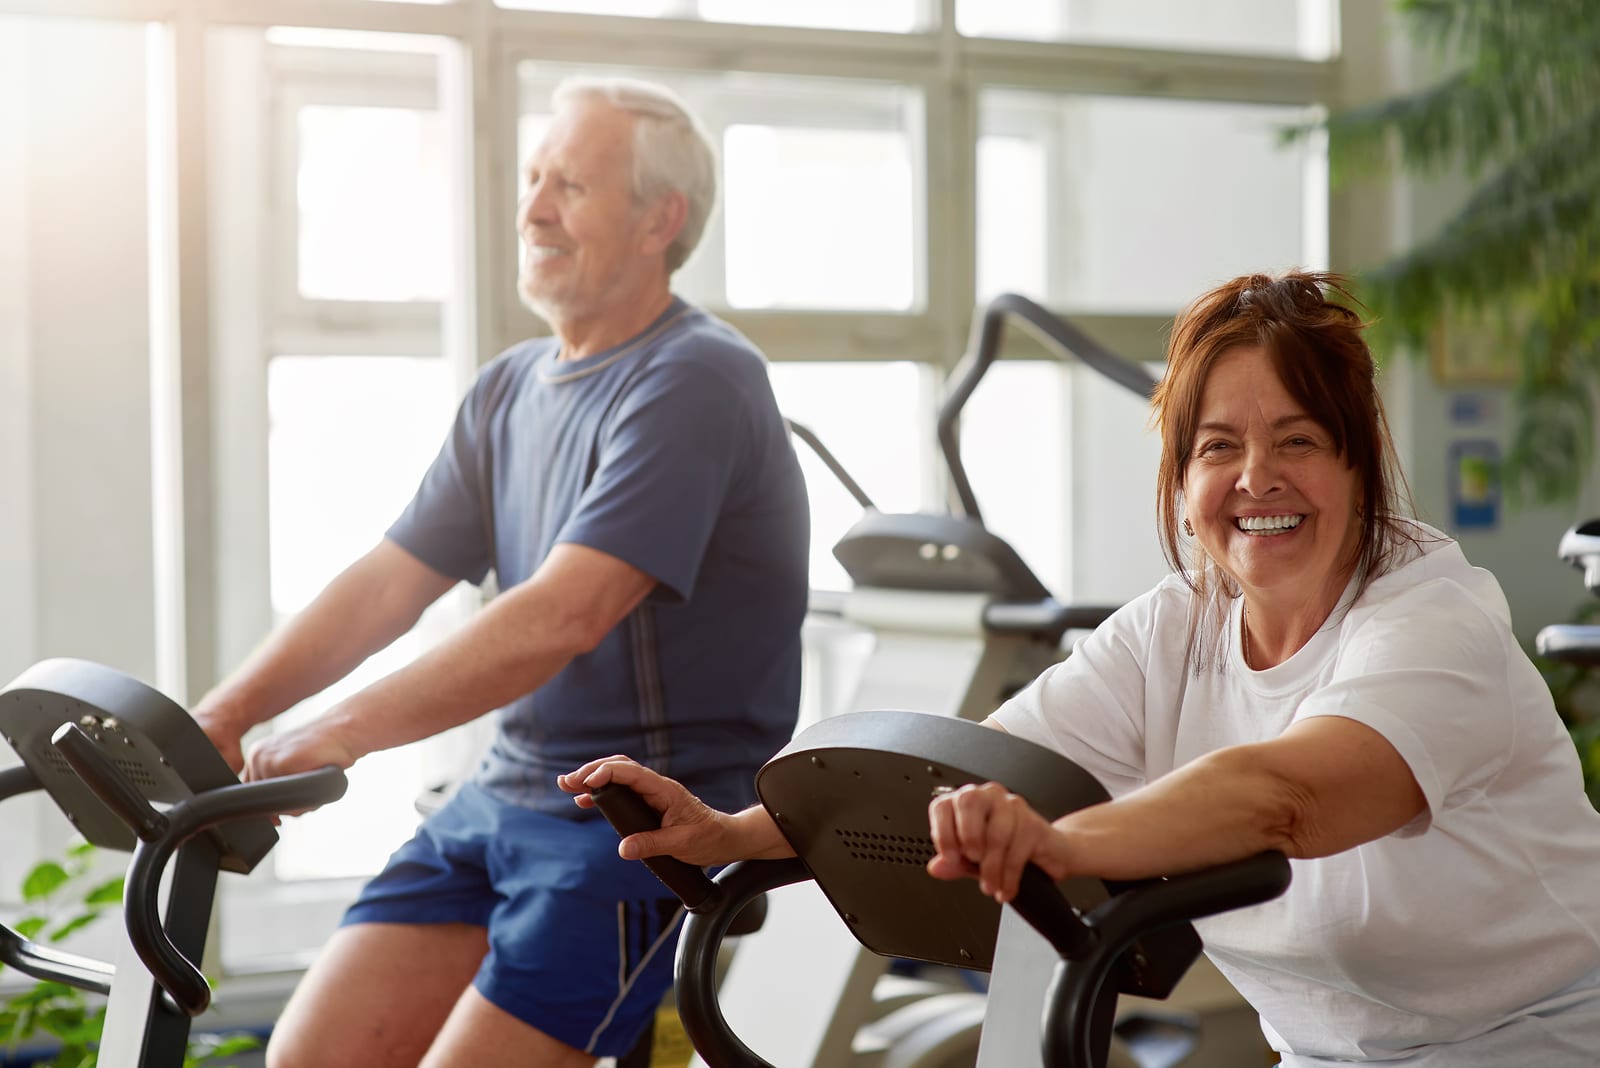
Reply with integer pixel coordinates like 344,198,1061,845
559,757,791,866
191,703,250,775
240,720,358,823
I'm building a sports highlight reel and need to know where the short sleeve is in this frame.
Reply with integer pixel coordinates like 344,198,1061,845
1293,582,1515,834
556,358,752,601
990,589,1158,797
385,367,502,585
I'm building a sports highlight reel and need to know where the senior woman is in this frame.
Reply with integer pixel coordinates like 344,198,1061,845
561,270,1600,1065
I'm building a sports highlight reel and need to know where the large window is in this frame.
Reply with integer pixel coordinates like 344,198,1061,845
979,91,1327,311
7,0,1346,982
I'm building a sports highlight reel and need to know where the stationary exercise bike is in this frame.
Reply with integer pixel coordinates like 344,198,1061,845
706,293,1261,1068
0,659,347,1068
592,710,1290,1068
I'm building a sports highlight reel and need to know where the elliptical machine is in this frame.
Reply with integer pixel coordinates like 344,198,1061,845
705,294,1162,1068
801,292,1156,726
591,711,1291,1068
0,659,346,1068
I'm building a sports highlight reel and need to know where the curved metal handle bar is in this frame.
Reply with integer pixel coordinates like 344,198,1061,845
0,924,116,995
1536,623,1600,666
0,764,42,803
937,293,1160,523
122,768,349,1016
1043,851,1291,1068
785,419,878,512
0,764,117,994
675,858,814,1068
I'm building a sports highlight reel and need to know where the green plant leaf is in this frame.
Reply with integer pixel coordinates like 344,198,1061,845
184,1029,264,1066
15,916,48,940
22,862,70,902
83,878,125,907
1314,0,1600,507
48,912,104,943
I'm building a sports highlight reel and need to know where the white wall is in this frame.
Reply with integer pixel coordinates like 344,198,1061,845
22,18,158,680
0,15,160,907
0,20,34,688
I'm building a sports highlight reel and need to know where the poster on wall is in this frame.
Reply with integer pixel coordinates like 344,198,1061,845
1448,438,1501,532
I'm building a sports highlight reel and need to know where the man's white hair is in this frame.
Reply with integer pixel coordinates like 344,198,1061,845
551,76,717,275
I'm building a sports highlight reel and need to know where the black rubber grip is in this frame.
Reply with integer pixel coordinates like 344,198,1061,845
590,783,720,912
1010,862,1097,960
52,722,170,841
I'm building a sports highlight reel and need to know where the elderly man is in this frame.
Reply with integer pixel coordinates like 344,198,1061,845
194,78,810,1068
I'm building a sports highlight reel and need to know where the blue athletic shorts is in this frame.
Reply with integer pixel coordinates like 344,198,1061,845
341,782,684,1057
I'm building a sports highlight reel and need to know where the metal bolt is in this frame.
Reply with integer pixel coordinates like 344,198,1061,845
959,948,973,960
918,543,937,560
78,714,98,728
843,913,858,924
811,756,825,768
941,544,960,561
927,765,941,777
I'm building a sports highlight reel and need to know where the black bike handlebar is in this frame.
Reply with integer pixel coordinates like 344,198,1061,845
1044,851,1290,1068
0,764,117,996
593,778,1288,1068
589,783,722,913
53,722,348,1017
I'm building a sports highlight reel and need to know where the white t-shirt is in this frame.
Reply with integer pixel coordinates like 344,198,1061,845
991,525,1600,1064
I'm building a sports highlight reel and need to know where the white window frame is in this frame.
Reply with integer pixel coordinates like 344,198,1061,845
268,44,444,352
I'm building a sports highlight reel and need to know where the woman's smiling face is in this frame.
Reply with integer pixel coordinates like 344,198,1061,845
1184,344,1363,606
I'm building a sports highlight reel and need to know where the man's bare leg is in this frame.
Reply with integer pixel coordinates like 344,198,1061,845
423,985,600,1068
265,922,488,1068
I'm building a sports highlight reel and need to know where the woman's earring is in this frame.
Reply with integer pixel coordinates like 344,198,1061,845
1183,518,1194,537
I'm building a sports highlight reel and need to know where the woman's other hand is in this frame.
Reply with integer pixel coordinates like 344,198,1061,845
559,756,782,867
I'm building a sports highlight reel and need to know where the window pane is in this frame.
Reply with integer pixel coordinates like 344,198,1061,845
297,105,448,302
957,362,1068,595
518,62,923,312
267,355,458,879
957,360,1167,605
977,135,1048,303
959,0,1338,59
767,363,931,592
979,91,1324,314
497,0,924,30
699,0,921,32
497,0,678,13
724,125,915,310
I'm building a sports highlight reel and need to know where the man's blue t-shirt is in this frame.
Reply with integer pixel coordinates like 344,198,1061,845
387,299,810,815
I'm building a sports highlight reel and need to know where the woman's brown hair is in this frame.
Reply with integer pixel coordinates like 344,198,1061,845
1150,270,1422,662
